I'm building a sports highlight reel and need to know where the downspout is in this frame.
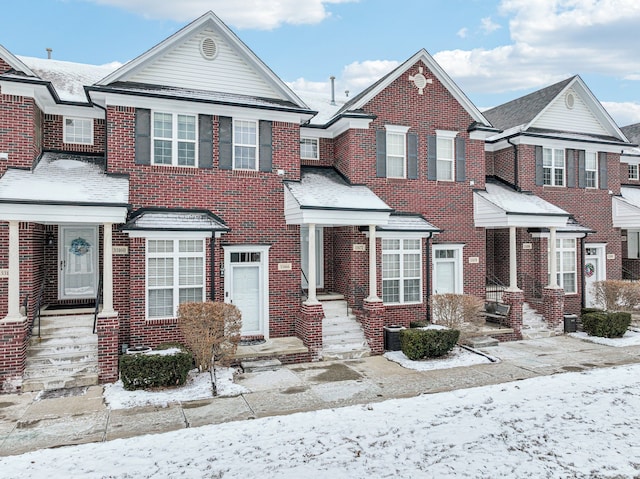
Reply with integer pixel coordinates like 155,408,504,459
506,137,519,191
580,236,586,310
210,236,216,301
426,234,432,322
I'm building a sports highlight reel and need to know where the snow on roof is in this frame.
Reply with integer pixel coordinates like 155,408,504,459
620,186,640,209
17,56,120,102
377,213,441,232
292,88,347,125
0,152,128,204
478,182,568,216
122,210,229,232
285,167,391,211
486,126,624,144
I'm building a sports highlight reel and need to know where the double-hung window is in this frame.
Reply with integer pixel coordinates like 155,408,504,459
543,148,565,186
436,136,455,181
554,238,577,293
64,117,93,145
233,119,258,170
153,112,197,166
147,238,205,319
585,152,598,188
385,125,409,178
382,238,422,304
300,137,319,160
629,164,639,181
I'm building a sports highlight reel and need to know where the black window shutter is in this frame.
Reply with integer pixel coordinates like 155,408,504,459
376,130,386,178
134,108,151,165
578,150,586,188
455,136,466,182
407,133,418,179
599,152,608,190
198,114,213,169
218,116,232,170
535,146,543,186
259,120,273,172
566,149,575,188
427,135,437,181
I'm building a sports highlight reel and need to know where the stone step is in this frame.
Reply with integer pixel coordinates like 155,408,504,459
240,358,282,373
522,330,557,340
23,362,99,379
26,350,98,367
29,335,97,350
21,373,99,392
466,336,500,348
317,292,345,301
321,346,371,361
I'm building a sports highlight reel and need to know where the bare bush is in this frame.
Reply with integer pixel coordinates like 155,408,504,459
431,294,484,330
178,301,242,372
591,280,640,311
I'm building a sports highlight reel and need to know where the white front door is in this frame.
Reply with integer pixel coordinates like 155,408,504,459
224,246,270,337
584,244,606,308
432,245,464,294
301,226,324,289
59,225,99,299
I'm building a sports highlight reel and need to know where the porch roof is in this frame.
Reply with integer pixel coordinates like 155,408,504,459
376,213,441,233
474,182,569,229
613,186,640,228
284,167,392,226
121,208,229,235
0,152,129,223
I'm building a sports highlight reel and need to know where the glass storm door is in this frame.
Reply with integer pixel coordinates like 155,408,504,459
584,245,605,308
59,225,99,299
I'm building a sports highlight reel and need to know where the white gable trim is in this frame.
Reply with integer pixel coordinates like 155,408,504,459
97,12,307,109
344,49,491,127
0,203,127,224
473,192,569,229
526,76,627,141
0,45,36,77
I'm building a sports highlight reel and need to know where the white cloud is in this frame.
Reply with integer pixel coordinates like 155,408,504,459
602,101,640,127
457,27,468,39
433,0,640,95
89,0,358,29
480,16,501,34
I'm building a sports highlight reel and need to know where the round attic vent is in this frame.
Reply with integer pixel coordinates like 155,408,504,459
565,92,575,109
200,37,218,60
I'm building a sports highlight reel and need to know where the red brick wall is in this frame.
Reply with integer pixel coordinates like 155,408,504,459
43,114,106,154
0,90,38,174
0,58,11,74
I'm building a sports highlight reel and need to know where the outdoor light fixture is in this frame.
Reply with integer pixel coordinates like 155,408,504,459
45,231,55,246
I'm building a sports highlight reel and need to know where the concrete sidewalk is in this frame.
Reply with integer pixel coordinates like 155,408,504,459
1,335,640,457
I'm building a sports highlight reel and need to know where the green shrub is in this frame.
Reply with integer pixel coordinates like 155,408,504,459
399,328,460,360
120,345,193,391
581,307,603,315
581,311,631,338
409,320,428,328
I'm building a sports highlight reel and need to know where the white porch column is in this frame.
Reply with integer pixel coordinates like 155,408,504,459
508,226,518,290
366,225,381,302
548,226,559,288
4,220,23,320
304,223,319,305
101,222,115,314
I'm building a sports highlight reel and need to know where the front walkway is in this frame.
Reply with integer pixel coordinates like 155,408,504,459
1,335,640,456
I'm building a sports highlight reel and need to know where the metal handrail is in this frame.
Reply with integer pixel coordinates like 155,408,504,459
93,275,102,334
485,273,507,303
622,266,640,281
517,272,544,299
31,276,47,340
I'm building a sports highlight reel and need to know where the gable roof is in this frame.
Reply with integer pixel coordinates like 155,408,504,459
97,11,307,109
0,44,36,77
622,123,640,144
484,76,627,143
332,49,491,128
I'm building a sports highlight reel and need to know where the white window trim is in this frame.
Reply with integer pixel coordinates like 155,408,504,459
385,125,410,179
145,237,206,320
435,130,458,182
629,164,639,181
553,237,577,294
585,151,598,189
382,237,423,305
233,119,259,171
628,230,640,259
63,117,94,145
300,137,319,160
432,244,464,294
151,111,198,167
543,147,565,187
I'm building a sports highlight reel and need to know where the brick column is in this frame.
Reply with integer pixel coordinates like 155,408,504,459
296,302,324,360
0,318,28,392
97,313,119,383
543,287,564,331
358,300,385,355
501,289,524,340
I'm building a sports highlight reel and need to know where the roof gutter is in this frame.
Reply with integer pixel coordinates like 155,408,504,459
507,137,520,192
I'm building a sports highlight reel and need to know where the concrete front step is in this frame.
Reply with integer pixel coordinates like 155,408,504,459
522,330,557,340
240,358,282,372
466,336,500,348
321,346,371,360
23,362,99,380
21,373,100,393
26,351,98,367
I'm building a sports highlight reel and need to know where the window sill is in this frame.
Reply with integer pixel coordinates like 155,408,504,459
231,169,261,177
384,301,423,307
145,317,178,325
151,165,198,175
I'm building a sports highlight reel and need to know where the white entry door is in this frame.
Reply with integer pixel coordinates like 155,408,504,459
584,244,606,308
59,225,99,299
224,246,270,337
301,226,324,289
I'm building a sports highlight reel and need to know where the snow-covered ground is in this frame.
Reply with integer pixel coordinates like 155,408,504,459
570,327,640,347
3,363,640,478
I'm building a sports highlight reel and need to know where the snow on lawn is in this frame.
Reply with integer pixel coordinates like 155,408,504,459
384,346,497,371
4,364,640,478
103,368,248,409
570,327,640,347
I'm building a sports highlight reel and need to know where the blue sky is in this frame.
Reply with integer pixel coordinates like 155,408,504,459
2,0,640,125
